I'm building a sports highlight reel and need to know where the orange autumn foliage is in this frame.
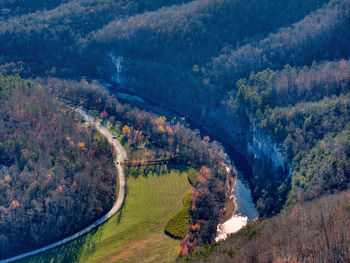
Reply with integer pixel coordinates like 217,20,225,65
10,200,21,209
156,116,166,125
122,125,131,136
166,125,173,134
158,125,165,132
192,223,201,231
177,246,182,257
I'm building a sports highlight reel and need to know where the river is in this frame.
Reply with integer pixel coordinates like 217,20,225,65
97,79,258,241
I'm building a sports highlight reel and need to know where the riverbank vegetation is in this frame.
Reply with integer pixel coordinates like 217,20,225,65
180,189,350,263
0,74,116,259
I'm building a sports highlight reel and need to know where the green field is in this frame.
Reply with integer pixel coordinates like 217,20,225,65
19,168,192,263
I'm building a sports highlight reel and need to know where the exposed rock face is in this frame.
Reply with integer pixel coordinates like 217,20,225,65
201,106,291,177
247,124,292,178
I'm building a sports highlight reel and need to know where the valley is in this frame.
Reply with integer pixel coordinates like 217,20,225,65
0,0,349,262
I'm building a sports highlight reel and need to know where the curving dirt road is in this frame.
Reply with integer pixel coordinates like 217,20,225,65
1,108,127,263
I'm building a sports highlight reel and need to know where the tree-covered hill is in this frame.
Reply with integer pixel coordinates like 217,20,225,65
0,74,117,259
224,61,349,215
180,189,350,263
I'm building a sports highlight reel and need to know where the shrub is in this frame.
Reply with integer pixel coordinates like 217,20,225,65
165,194,192,239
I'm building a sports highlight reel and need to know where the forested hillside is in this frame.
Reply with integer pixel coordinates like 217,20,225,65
180,190,350,263
0,0,349,261
95,0,349,218
224,61,350,215
0,74,116,259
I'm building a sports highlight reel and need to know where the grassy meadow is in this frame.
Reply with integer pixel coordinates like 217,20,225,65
19,167,192,263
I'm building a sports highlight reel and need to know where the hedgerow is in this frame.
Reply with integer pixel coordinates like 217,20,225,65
165,194,192,239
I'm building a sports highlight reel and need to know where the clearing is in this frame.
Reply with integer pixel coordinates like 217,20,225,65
19,168,192,263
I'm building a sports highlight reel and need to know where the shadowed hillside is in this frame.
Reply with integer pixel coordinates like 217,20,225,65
0,0,349,261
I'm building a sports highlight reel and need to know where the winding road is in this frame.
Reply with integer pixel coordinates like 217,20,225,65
1,108,127,263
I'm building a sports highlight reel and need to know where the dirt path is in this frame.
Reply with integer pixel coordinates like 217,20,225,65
1,108,127,263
